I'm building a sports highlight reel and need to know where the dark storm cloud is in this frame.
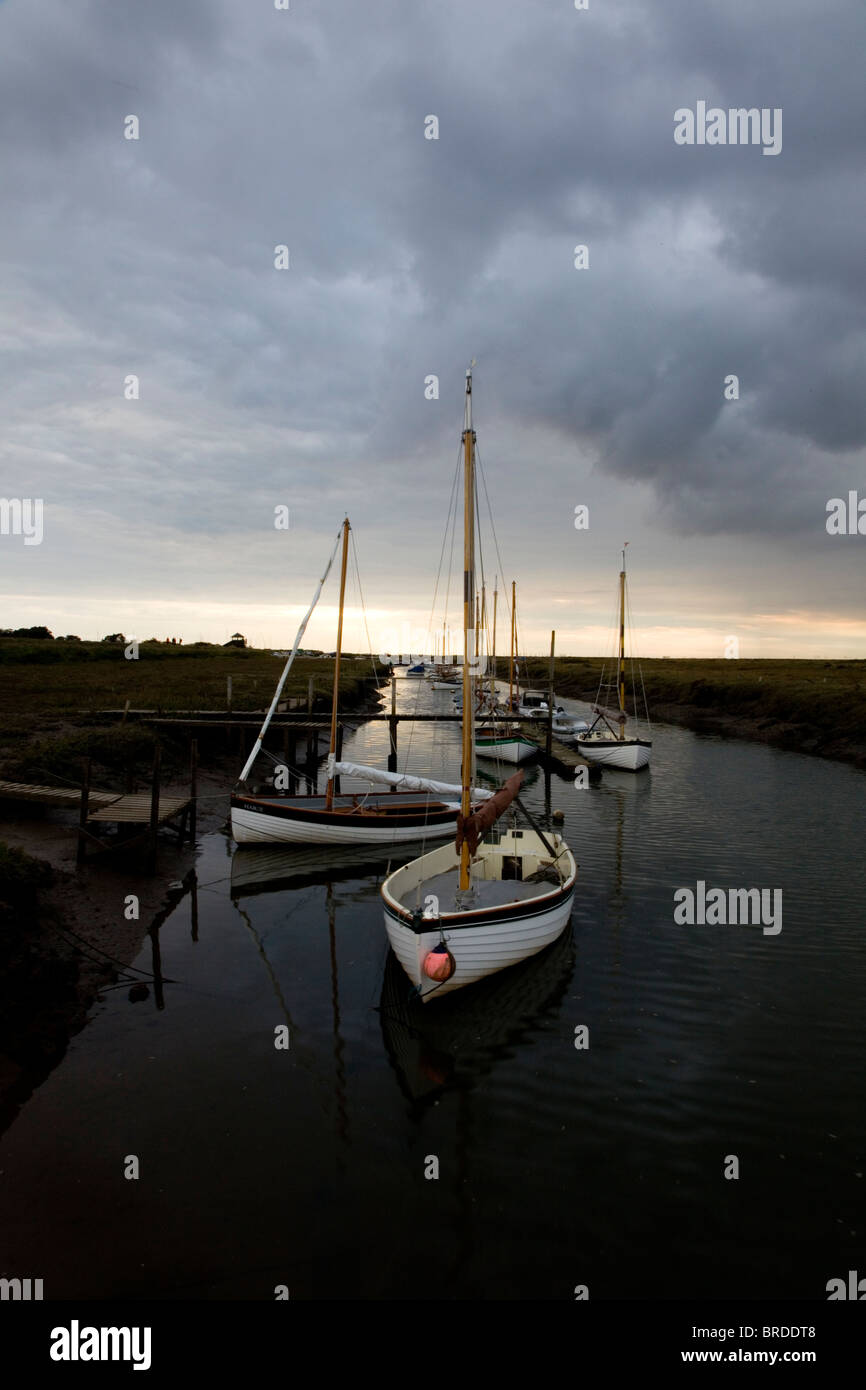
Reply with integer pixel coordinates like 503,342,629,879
0,0,863,636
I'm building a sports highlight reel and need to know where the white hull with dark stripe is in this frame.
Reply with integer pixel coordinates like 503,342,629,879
231,792,461,845
382,829,576,1000
474,734,537,764
573,737,651,771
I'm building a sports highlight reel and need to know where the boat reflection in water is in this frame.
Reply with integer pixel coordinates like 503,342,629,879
379,925,574,1110
230,840,430,898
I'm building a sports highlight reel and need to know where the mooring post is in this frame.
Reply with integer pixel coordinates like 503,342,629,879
147,743,161,874
226,675,232,713
334,723,343,795
546,630,556,758
189,737,198,847
77,756,91,865
307,676,314,714
288,730,297,794
388,678,398,775
121,697,130,726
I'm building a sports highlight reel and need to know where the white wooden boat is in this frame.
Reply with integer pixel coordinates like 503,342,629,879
230,521,487,844
382,826,576,1002
382,367,577,1001
574,545,652,772
574,729,651,770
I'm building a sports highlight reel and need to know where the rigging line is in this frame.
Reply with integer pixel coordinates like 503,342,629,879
475,443,512,632
422,441,462,660
404,442,462,772
349,527,381,696
625,577,651,730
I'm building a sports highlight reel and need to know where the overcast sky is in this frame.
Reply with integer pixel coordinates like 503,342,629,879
1,0,864,657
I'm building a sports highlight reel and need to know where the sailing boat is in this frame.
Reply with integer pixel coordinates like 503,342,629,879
574,546,652,771
381,367,577,1001
474,579,536,764
230,518,491,845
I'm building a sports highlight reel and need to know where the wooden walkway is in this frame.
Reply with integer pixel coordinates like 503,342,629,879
0,748,198,872
517,724,603,780
88,794,192,826
0,780,121,810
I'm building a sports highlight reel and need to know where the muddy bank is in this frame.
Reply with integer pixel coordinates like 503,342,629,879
0,764,232,1137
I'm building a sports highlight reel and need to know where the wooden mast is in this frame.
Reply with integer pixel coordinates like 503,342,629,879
491,582,498,709
618,542,628,742
325,517,351,809
509,581,515,712
460,368,476,892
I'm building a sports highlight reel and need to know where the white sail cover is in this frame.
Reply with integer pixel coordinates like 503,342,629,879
327,758,493,801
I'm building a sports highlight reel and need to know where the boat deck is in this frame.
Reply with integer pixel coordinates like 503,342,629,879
397,864,560,913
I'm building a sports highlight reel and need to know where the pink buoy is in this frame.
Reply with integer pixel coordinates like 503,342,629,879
422,943,455,982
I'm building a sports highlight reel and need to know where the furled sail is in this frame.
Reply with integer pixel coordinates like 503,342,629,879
456,769,524,856
592,704,627,723
326,758,493,801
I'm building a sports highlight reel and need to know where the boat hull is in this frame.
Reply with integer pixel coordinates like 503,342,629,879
474,735,537,764
230,791,462,845
573,737,651,771
382,831,576,1001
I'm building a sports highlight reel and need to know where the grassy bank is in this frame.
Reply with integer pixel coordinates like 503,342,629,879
0,642,387,788
498,657,866,768
0,641,386,758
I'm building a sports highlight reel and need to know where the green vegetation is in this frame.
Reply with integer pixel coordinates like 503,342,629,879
0,641,384,729
0,640,387,777
495,657,866,765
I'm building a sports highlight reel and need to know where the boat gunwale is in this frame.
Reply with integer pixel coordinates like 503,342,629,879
381,845,577,924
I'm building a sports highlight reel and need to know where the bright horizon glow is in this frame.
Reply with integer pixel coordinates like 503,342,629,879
4,594,864,659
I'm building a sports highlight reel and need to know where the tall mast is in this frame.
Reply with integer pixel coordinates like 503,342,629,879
325,517,351,809
618,542,628,741
460,367,476,892
509,580,515,711
491,582,498,708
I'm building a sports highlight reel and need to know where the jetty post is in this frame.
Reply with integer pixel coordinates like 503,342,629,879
388,678,398,773
147,743,161,873
77,757,92,865
189,738,198,846
546,631,556,758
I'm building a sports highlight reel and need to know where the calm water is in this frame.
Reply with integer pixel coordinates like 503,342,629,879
1,677,864,1300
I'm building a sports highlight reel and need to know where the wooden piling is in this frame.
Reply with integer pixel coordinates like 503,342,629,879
388,679,398,774
189,738,198,846
546,630,556,758
147,743,161,874
226,675,233,713
77,757,91,865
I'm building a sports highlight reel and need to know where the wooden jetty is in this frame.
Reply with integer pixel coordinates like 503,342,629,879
0,780,120,811
79,744,197,871
517,722,602,782
0,743,199,873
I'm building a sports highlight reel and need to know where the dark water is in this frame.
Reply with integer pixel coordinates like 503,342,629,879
1,677,864,1300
